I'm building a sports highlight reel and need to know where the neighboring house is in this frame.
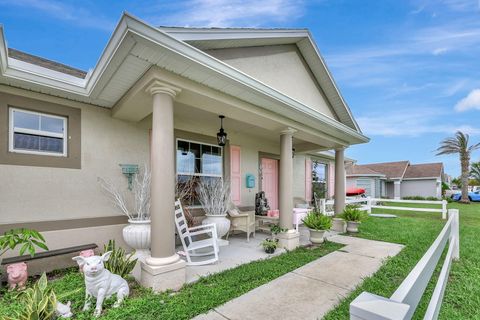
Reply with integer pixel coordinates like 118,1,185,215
346,161,444,199
0,13,368,291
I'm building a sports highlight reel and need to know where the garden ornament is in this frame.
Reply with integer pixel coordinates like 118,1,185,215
72,251,129,318
6,262,28,290
56,301,73,318
77,249,95,273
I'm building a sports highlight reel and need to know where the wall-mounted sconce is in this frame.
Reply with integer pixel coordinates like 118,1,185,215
119,164,139,190
292,148,296,158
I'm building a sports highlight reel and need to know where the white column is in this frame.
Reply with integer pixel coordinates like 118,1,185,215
141,80,186,292
394,180,401,200
277,128,300,250
334,148,346,215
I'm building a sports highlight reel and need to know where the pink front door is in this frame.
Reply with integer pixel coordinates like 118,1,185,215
261,158,278,210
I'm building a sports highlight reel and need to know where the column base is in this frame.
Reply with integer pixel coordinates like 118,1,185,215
140,259,186,292
277,230,300,250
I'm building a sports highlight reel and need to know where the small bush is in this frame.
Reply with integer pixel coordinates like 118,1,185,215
302,212,332,230
103,240,137,278
402,196,440,201
341,204,366,222
8,273,57,320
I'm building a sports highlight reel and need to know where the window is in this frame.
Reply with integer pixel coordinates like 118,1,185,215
9,108,67,157
176,139,223,206
312,160,327,198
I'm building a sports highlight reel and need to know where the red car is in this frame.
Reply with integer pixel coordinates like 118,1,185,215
346,187,366,196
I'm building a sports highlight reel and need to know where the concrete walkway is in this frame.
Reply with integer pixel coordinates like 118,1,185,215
193,235,403,320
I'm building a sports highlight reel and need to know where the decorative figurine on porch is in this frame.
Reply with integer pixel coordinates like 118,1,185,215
72,251,129,318
255,191,270,216
6,262,28,290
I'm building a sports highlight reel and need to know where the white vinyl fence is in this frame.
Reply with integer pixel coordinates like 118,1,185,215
322,198,448,220
349,209,460,320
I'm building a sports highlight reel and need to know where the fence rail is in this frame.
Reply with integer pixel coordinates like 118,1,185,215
349,209,460,320
322,198,448,220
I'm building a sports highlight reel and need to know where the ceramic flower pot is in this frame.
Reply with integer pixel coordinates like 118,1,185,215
122,219,151,251
308,229,326,244
347,221,360,233
202,214,231,239
331,218,347,233
265,247,276,254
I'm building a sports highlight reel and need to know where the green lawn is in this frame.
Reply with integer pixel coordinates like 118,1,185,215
0,242,341,319
324,201,480,320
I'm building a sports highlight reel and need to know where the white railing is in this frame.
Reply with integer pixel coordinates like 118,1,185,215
349,209,460,320
322,198,448,220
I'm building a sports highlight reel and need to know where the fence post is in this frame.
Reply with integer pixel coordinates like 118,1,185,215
441,200,447,220
320,199,326,214
350,292,410,320
367,197,372,214
449,209,460,260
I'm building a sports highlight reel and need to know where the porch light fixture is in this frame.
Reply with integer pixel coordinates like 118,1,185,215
217,115,227,147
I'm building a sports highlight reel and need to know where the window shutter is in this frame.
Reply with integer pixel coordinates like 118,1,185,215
230,145,241,205
305,158,312,202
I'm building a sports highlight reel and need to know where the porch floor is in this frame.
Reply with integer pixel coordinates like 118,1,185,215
180,226,314,283
191,232,404,320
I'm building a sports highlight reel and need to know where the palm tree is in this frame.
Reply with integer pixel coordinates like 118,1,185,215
471,162,480,185
436,131,480,203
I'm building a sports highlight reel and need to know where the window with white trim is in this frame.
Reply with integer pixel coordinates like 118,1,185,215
9,108,67,157
176,139,223,206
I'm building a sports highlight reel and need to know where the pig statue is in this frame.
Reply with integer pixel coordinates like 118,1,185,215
56,301,73,318
72,251,129,318
6,262,28,290
77,249,95,273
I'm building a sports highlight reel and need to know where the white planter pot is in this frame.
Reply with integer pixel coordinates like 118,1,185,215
202,214,231,239
308,229,326,244
122,220,151,251
347,221,360,233
331,218,347,233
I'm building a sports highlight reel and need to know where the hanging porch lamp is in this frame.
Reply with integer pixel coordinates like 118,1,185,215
217,115,227,146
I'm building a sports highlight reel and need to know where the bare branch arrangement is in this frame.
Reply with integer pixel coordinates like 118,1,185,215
197,178,231,216
176,176,197,227
98,165,151,221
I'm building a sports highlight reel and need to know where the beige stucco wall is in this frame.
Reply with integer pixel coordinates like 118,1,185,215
0,88,149,225
205,45,337,119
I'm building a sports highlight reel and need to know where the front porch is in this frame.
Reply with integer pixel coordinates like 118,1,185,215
110,64,361,292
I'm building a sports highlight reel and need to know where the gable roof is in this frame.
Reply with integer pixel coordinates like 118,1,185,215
158,26,361,132
404,163,443,179
347,161,409,179
347,161,444,180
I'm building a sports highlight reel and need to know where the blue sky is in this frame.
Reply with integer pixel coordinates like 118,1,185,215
0,0,479,177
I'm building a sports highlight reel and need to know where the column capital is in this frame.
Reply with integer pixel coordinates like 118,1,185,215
145,80,181,98
335,146,348,152
280,127,297,136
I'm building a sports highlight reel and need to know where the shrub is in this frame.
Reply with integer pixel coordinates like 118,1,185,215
342,204,365,222
402,196,440,201
261,239,278,251
302,212,332,230
8,273,57,320
103,240,137,278
0,228,48,259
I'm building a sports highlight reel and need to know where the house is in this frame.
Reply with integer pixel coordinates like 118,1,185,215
0,13,368,291
346,161,444,199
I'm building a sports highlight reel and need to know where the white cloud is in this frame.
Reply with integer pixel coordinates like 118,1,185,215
0,0,115,31
432,47,448,55
455,88,480,111
356,108,480,137
148,0,305,28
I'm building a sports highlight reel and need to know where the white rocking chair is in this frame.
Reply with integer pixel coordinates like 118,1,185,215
174,199,219,266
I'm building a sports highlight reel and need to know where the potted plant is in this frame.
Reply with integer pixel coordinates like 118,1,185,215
261,238,278,254
197,178,231,245
302,211,332,244
98,166,151,254
342,204,365,233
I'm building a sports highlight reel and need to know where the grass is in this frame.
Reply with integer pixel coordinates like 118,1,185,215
0,242,341,319
324,201,480,320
